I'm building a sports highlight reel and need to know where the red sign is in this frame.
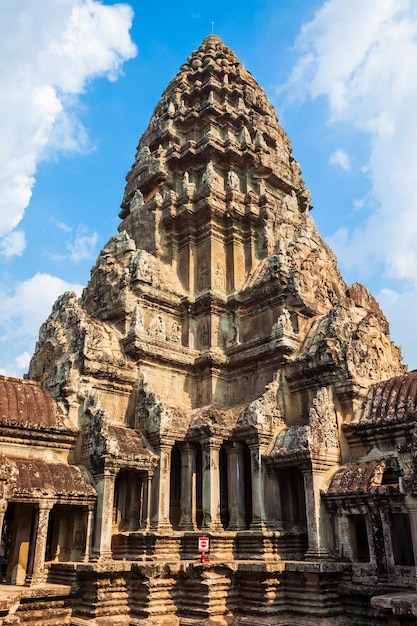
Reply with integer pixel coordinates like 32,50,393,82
198,536,209,552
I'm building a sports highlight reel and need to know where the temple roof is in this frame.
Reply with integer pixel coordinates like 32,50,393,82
106,425,157,466
182,34,240,72
5,458,96,503
119,33,309,222
325,460,399,497
0,375,64,430
189,404,246,434
362,370,417,422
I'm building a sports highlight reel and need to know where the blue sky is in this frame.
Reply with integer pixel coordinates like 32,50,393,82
1,0,417,376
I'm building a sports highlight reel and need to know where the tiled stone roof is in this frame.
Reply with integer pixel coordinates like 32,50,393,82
107,425,156,462
326,460,399,496
0,375,61,430
10,459,96,501
363,370,417,422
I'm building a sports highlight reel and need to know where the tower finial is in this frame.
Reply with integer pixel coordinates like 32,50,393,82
211,21,214,34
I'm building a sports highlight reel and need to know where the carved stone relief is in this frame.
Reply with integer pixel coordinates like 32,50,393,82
148,313,166,339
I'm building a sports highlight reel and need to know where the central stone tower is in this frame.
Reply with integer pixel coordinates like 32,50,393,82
25,34,408,625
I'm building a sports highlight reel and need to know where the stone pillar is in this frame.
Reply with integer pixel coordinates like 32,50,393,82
364,509,377,566
0,499,7,540
189,237,196,294
28,501,53,584
225,442,246,530
380,507,395,569
0,499,7,582
179,443,197,530
151,443,172,531
92,469,116,560
83,505,94,562
144,473,152,530
128,476,141,531
249,226,256,275
404,495,417,572
335,506,354,561
248,443,265,530
139,476,145,528
369,507,387,577
263,470,283,530
280,470,296,525
201,437,222,530
302,465,331,559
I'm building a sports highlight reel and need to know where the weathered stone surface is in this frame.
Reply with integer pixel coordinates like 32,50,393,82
0,34,416,625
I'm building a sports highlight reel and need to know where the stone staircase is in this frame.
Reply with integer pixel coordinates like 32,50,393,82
0,584,72,626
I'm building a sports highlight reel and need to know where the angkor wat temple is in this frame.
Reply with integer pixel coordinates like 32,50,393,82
1,35,417,625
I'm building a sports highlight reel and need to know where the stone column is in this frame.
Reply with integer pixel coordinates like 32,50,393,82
139,476,145,528
334,506,354,561
0,499,7,582
364,509,377,566
201,437,222,530
0,499,7,540
144,473,152,530
129,476,141,531
380,507,395,569
92,469,116,560
179,443,197,530
226,442,246,530
404,495,417,571
151,443,172,531
302,465,331,559
188,237,196,294
263,470,283,530
249,226,256,275
83,505,94,562
280,470,296,525
369,507,387,577
248,443,266,530
28,501,53,584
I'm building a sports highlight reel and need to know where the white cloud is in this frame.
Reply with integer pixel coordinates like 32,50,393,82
329,148,351,171
377,287,417,370
0,273,83,377
353,198,366,212
0,230,26,257
0,0,137,243
48,223,99,263
283,0,417,287
15,352,32,371
50,218,72,234
280,0,417,370
67,226,99,263
0,351,33,379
